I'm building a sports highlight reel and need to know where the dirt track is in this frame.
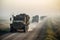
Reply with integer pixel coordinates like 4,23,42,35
0,18,59,40
0,22,44,40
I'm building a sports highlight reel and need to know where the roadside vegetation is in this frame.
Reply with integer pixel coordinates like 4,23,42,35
0,28,9,35
44,20,57,40
44,20,60,40
55,25,60,40
45,26,57,40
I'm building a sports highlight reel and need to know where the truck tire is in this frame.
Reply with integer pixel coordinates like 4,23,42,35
24,27,26,32
10,26,14,32
10,27,17,32
23,27,26,32
10,25,16,32
24,26,28,32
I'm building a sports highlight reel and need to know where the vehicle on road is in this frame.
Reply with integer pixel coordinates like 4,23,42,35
10,14,30,32
32,15,39,23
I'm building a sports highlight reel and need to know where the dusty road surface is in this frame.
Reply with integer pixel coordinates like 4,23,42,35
0,17,60,40
0,22,44,40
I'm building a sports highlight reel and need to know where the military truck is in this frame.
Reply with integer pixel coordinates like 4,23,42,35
10,14,30,32
32,15,39,23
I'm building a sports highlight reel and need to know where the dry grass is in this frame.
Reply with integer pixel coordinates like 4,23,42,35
45,27,57,40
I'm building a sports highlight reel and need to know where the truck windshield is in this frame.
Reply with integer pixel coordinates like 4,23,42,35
14,16,24,21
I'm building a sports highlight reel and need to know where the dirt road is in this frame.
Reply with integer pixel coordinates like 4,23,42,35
0,22,44,40
0,18,60,40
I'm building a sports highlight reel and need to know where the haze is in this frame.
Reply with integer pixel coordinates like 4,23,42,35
0,0,60,23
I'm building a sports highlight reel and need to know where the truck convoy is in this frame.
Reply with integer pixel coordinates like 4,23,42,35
10,14,30,32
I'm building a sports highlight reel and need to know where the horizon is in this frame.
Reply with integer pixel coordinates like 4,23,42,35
0,0,60,23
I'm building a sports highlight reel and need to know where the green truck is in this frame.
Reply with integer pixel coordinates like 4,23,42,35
10,14,30,32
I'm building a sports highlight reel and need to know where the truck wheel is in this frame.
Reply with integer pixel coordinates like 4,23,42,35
24,28,26,32
10,26,13,32
10,26,16,32
24,26,28,33
23,27,27,32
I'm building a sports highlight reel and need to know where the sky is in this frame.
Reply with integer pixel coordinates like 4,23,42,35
0,0,60,23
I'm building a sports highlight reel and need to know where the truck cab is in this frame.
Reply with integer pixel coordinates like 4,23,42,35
10,14,30,32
